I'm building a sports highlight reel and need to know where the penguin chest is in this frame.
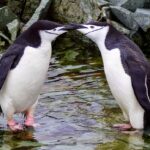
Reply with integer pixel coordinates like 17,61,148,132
2,46,51,112
102,48,139,113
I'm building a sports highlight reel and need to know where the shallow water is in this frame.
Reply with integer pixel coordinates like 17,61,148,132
0,38,150,150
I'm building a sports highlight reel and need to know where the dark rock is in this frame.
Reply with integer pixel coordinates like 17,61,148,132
133,8,150,32
0,31,11,44
0,6,18,30
7,0,25,19
110,6,139,30
21,0,41,22
22,0,52,31
144,0,150,8
8,0,41,22
109,0,145,12
0,0,7,7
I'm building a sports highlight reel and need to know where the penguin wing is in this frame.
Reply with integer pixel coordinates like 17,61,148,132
0,44,24,90
126,57,150,111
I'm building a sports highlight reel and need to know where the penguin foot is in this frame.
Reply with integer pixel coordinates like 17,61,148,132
113,123,132,131
8,120,23,131
25,116,39,128
25,123,39,128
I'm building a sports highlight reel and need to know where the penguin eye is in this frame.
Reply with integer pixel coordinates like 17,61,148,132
90,26,95,29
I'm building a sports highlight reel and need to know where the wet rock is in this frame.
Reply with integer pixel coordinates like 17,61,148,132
133,8,150,32
109,0,145,12
51,144,94,150
110,6,139,30
49,0,100,23
0,6,18,30
22,0,52,31
77,132,108,144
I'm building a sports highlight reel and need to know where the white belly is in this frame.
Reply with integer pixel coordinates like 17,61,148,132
0,46,51,113
102,48,144,128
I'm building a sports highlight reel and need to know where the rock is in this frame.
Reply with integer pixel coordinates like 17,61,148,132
7,0,25,19
133,8,150,32
22,0,52,31
51,145,94,150
144,0,150,8
110,20,131,35
20,0,41,22
0,31,11,44
0,6,18,30
0,0,7,7
109,0,145,12
110,6,139,30
49,0,101,23
131,32,144,48
7,19,19,42
97,0,110,7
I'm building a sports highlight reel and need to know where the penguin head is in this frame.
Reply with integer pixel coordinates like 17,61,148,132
71,21,110,43
19,20,73,47
31,20,71,42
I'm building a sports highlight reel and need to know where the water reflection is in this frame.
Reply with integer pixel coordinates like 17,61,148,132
0,129,41,150
0,45,149,149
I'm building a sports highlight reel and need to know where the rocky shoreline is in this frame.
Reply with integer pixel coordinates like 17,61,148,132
0,0,150,53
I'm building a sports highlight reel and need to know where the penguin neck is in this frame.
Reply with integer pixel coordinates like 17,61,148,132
96,25,124,57
95,27,110,58
37,38,52,57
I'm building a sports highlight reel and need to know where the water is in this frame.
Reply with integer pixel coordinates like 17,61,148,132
0,37,150,150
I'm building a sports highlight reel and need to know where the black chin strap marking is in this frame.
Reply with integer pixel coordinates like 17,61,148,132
44,31,59,36
85,27,104,35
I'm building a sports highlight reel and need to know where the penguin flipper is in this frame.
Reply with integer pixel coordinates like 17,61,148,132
126,59,150,111
0,44,24,90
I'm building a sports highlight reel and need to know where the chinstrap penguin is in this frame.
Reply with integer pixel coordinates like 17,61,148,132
71,21,150,130
0,20,72,131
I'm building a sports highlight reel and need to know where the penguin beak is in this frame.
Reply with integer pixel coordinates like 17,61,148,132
68,23,87,30
59,24,77,31
59,24,87,31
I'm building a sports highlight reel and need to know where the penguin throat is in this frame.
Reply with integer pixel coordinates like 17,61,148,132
44,31,59,36
85,27,104,35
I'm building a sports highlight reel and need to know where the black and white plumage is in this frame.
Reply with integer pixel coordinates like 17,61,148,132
0,20,70,130
72,21,150,130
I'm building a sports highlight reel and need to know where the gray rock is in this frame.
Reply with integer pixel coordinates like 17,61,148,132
0,6,18,30
49,0,101,23
110,20,131,35
133,8,150,32
109,0,145,12
6,19,19,42
22,0,52,31
96,0,110,7
110,6,139,30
